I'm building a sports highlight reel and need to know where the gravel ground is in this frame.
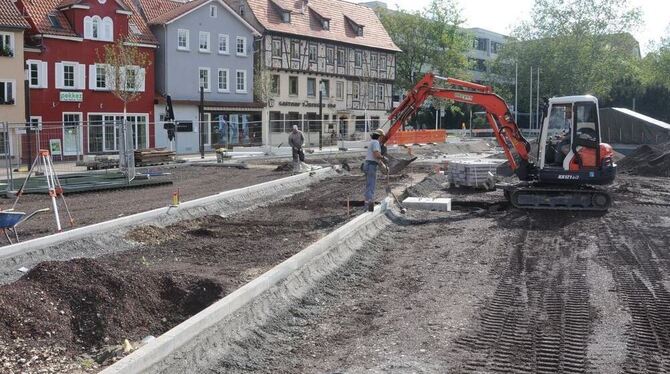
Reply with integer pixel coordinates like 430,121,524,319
205,174,670,373
3,165,291,243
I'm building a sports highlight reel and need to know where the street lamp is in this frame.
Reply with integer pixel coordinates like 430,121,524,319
319,80,325,150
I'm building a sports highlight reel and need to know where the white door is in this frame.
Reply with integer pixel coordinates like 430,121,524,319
63,113,82,156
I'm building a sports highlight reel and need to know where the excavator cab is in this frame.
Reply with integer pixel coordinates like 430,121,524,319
537,96,616,185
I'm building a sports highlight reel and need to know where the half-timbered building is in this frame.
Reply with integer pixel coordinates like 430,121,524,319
238,0,400,145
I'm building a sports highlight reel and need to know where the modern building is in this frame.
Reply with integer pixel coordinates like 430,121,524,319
465,27,507,83
15,0,157,162
238,0,400,146
139,0,262,153
0,0,30,156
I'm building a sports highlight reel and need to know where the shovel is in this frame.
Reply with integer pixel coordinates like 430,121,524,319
385,153,417,175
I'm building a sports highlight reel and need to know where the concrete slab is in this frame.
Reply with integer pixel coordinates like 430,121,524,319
402,197,452,212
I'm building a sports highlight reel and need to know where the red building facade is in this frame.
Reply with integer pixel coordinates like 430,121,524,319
16,0,157,161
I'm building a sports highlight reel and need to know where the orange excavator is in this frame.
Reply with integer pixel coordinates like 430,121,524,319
384,72,617,211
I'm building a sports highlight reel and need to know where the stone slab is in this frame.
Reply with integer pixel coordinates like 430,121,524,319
402,197,452,211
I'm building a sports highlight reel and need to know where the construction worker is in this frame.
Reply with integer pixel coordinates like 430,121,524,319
288,125,305,173
363,128,388,212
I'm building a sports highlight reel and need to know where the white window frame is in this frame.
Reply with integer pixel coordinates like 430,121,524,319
102,17,113,41
27,60,48,88
88,63,111,91
61,62,77,89
217,68,229,92
236,36,247,56
235,70,247,93
218,34,229,54
121,65,145,92
177,29,189,51
29,116,42,131
199,67,211,92
209,5,217,18
84,16,113,41
199,31,210,53
87,113,149,153
0,32,15,57
0,80,16,105
62,112,83,156
336,81,344,100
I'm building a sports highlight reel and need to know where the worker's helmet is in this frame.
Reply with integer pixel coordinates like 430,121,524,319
372,128,385,137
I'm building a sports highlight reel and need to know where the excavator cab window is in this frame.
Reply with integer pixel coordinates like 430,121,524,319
574,102,599,144
545,104,573,166
547,104,572,135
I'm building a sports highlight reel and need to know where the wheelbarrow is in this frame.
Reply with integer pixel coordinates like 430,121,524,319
0,208,50,244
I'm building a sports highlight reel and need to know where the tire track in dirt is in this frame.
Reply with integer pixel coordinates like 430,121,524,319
598,214,670,374
452,214,594,373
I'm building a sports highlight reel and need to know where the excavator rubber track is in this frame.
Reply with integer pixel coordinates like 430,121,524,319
507,186,612,211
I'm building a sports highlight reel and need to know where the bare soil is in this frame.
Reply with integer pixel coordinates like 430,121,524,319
618,141,670,177
0,173,402,373
206,174,670,373
2,165,290,243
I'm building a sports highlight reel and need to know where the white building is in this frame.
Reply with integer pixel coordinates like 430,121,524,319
465,27,507,83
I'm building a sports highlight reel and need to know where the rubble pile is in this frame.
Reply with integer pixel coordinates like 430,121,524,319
618,142,670,177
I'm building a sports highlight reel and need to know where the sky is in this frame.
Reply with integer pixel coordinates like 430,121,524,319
364,0,669,55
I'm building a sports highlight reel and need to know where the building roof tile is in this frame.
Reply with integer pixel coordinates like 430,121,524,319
146,0,206,24
0,0,30,29
246,0,400,52
135,0,183,24
18,0,157,43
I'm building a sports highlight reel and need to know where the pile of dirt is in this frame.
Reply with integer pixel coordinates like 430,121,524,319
274,162,293,172
618,142,670,177
0,258,224,350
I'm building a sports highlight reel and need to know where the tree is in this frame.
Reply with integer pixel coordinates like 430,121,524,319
491,0,643,114
97,37,151,180
377,0,471,92
640,29,670,89
253,59,274,145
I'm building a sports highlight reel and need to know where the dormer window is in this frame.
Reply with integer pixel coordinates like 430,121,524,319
322,19,329,30
281,11,290,23
129,22,141,35
84,16,113,41
92,17,99,38
48,14,62,29
345,16,364,37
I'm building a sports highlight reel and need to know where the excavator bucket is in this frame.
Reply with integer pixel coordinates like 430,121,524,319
386,154,417,175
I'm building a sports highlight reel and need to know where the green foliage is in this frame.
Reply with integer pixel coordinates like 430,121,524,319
377,0,471,92
491,0,643,111
640,35,670,89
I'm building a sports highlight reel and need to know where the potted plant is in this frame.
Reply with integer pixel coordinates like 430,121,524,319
0,45,13,57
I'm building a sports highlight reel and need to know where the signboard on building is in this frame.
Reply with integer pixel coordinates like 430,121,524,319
49,139,62,156
60,92,83,102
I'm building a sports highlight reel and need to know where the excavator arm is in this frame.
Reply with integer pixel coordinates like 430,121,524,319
386,73,535,180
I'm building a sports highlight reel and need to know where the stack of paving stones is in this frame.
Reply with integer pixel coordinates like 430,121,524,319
447,159,504,189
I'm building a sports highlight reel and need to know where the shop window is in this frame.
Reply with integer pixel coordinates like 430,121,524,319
270,111,283,132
